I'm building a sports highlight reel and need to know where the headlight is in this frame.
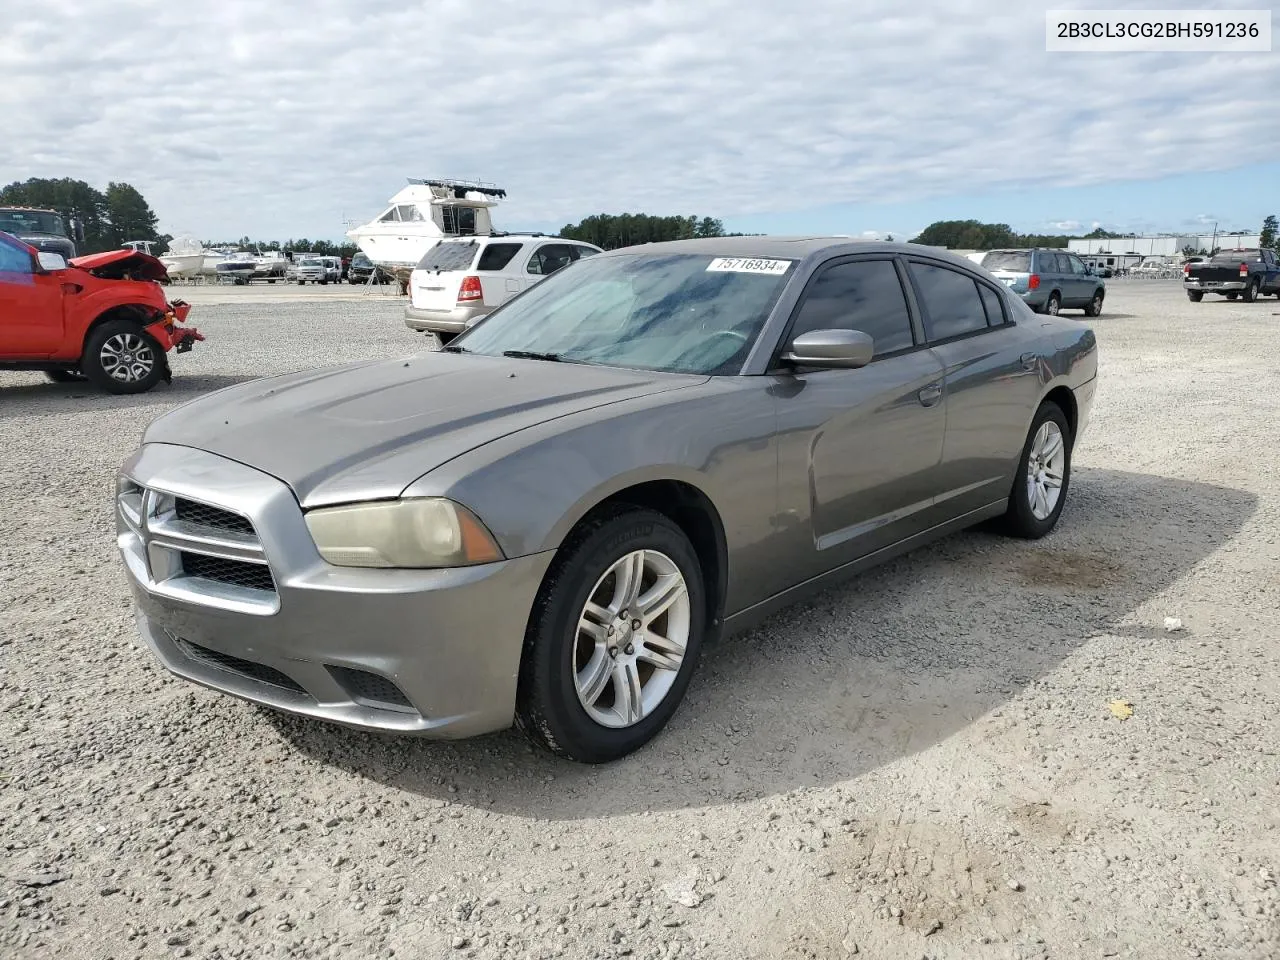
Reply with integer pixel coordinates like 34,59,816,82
304,498,503,568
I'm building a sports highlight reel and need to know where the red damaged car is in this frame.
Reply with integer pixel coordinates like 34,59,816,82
0,230,203,394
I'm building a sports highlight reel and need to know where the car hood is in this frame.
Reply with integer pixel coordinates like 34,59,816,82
70,249,169,281
144,352,705,507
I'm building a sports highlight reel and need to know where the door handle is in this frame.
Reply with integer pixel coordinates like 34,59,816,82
917,382,943,407
1019,352,1037,370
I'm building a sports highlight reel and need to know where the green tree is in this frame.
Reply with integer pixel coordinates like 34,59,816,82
1260,214,1278,250
104,182,161,247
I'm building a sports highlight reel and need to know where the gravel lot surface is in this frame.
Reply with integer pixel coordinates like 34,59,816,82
2,280,1278,960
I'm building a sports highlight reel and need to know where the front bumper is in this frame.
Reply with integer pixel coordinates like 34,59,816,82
1184,279,1246,292
117,442,554,738
404,303,486,333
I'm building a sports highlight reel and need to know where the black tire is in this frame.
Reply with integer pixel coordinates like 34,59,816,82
1187,290,1204,302
1225,292,1238,301
80,319,166,395
1044,293,1061,316
1083,290,1104,317
998,401,1072,540
1242,278,1260,303
516,506,706,763
44,369,87,383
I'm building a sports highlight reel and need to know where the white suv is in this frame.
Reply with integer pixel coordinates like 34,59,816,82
404,235,602,341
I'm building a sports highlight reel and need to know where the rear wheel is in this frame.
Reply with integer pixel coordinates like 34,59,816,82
1044,293,1061,316
81,319,166,395
998,402,1072,540
1242,278,1260,303
1187,290,1204,302
516,507,705,763
1083,290,1104,317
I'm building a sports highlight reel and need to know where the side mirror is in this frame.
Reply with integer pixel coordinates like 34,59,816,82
37,251,67,272
781,329,874,369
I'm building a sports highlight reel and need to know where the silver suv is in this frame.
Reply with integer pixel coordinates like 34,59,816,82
405,235,602,342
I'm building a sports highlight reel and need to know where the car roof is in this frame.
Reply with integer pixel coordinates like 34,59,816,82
593,236,987,271
439,234,595,245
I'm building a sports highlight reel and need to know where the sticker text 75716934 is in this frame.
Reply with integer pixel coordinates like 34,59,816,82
705,257,793,276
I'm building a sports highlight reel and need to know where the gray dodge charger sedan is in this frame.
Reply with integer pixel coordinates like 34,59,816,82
116,238,1098,763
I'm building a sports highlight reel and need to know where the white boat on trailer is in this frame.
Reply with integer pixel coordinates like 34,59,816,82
346,178,506,289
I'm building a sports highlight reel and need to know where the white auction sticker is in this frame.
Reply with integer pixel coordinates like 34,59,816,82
705,257,793,275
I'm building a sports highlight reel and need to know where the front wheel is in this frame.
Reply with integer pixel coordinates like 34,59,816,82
998,402,1072,539
1083,290,1104,317
1187,290,1204,302
80,320,166,395
516,507,705,763
1242,278,1260,303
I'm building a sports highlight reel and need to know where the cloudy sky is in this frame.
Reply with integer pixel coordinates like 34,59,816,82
3,0,1277,242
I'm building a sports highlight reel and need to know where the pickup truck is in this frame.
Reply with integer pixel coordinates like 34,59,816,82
1183,248,1280,302
1,230,203,394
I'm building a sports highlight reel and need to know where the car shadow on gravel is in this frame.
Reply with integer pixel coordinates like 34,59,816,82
264,467,1256,818
0,374,258,418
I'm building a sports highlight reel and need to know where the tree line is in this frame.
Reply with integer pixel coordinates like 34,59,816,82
557,213,760,249
0,177,164,254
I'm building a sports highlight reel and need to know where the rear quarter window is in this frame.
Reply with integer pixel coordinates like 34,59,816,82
475,243,523,271
416,242,479,272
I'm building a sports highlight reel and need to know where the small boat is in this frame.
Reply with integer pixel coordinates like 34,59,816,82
159,237,206,280
346,177,506,287
215,253,258,285
252,251,287,282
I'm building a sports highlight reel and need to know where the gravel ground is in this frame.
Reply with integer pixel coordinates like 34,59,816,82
2,280,1278,960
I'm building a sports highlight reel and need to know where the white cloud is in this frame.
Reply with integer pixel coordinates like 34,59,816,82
2,0,1277,239
1050,220,1082,231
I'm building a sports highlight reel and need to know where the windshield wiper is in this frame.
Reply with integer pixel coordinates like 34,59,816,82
502,349,566,362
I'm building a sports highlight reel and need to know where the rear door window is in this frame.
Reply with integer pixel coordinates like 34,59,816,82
908,261,990,341
416,242,479,272
527,244,580,276
475,243,523,271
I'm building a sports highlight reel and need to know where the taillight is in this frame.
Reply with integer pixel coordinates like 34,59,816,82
1028,274,1041,290
1183,262,1190,274
1239,262,1249,277
457,275,482,302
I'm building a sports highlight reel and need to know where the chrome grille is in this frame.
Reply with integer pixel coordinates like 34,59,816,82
117,481,279,615
173,497,255,536
181,552,276,592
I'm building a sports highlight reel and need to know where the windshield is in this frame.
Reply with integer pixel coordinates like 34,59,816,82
417,241,479,272
981,251,1030,272
0,209,65,237
1210,249,1259,263
300,258,321,266
454,252,796,375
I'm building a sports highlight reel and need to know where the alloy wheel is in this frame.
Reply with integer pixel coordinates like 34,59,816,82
573,549,690,729
99,333,156,383
1026,420,1066,520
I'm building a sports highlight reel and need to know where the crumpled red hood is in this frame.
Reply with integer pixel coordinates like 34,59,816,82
69,249,170,282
